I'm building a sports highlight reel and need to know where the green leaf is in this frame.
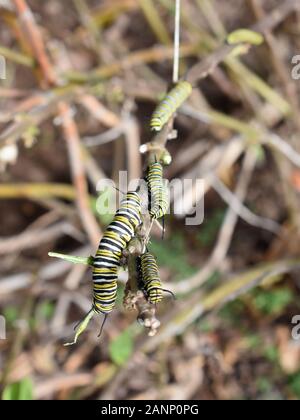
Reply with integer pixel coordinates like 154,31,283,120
253,144,266,163
38,301,55,320
151,232,197,280
93,187,116,226
219,299,246,326
288,372,300,398
115,284,125,307
227,29,264,46
3,306,18,324
64,310,94,347
264,345,279,363
245,333,262,350
198,320,214,333
2,378,34,400
253,288,293,315
109,329,134,366
48,252,94,266
256,377,272,394
197,209,225,248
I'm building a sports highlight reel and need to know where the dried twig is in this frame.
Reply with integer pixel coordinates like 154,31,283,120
83,126,123,148
0,221,74,255
186,0,300,85
249,0,300,127
210,174,280,234
12,0,102,247
12,0,56,86
79,95,121,128
265,133,300,168
0,246,91,295
0,183,76,200
0,44,34,67
102,257,300,398
65,43,197,83
35,373,93,399
142,258,300,353
170,148,258,294
138,0,171,46
58,102,102,247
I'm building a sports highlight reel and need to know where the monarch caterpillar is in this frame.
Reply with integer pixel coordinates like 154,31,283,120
147,162,169,220
138,252,174,304
65,191,141,346
150,81,192,131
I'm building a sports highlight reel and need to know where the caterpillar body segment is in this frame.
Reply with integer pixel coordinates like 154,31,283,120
146,162,169,220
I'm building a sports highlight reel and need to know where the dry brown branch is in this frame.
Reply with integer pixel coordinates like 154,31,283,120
0,183,76,200
11,0,102,247
0,86,80,147
0,221,72,255
101,256,300,398
83,126,123,148
122,115,142,182
35,373,93,399
252,0,300,33
265,133,300,168
170,147,258,295
65,43,197,83
142,259,300,353
186,0,300,85
12,0,56,86
0,87,29,98
210,174,280,234
78,94,121,128
58,102,101,248
0,281,35,388
0,246,90,295
249,0,300,131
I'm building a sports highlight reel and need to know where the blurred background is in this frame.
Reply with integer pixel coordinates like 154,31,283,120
1,0,300,400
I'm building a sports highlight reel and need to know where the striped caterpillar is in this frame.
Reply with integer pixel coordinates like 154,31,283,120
150,81,192,131
65,192,141,346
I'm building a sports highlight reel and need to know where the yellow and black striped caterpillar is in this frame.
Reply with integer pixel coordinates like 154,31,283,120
92,191,141,315
146,162,169,220
150,81,192,131
65,192,141,345
138,252,174,304
139,252,163,304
